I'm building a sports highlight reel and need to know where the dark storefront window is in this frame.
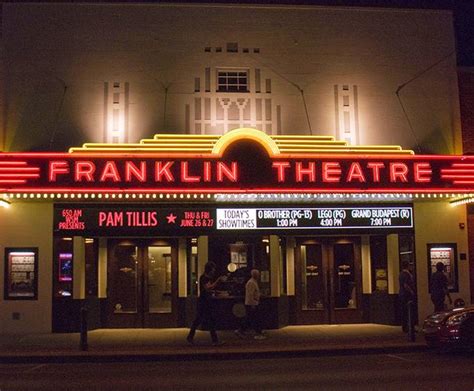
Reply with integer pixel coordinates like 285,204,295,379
110,243,138,313
85,238,98,298
208,236,270,297
187,238,198,296
370,236,388,293
147,245,172,313
54,238,73,298
333,243,357,309
53,237,98,299
279,237,287,295
301,243,324,310
399,234,417,284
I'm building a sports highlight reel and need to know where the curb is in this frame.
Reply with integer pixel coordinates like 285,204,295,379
0,344,428,364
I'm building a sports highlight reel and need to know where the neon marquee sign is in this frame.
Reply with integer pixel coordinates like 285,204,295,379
1,128,474,194
1,153,474,193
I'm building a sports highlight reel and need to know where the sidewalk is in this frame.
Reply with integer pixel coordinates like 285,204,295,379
0,324,427,363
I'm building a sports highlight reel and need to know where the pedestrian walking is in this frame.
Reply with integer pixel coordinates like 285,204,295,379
430,262,452,312
187,261,225,346
398,261,416,333
235,269,266,340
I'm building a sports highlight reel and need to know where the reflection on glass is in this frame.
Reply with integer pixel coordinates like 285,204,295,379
113,245,137,313
148,246,172,313
301,244,325,310
334,243,356,309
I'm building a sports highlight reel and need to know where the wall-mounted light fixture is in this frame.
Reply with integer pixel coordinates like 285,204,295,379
0,198,11,208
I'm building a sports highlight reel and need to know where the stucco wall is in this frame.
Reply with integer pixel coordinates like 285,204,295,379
1,4,460,154
0,202,52,333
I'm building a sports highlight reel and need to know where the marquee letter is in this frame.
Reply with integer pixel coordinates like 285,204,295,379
389,163,408,183
367,162,385,183
181,162,201,183
217,162,238,182
322,162,341,183
414,162,432,183
203,161,212,182
75,161,96,182
346,162,366,183
49,161,70,182
272,162,291,182
296,162,316,182
155,162,175,182
99,161,121,182
125,161,146,182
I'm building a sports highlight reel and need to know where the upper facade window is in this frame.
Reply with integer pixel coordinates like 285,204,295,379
217,69,249,92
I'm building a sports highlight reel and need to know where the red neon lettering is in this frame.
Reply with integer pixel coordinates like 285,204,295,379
389,163,408,183
181,162,201,183
75,161,95,182
98,211,123,227
217,162,238,182
414,162,432,183
272,162,291,182
296,162,316,182
346,162,366,183
125,161,146,182
322,162,341,183
49,161,69,182
203,161,212,182
99,161,121,182
155,162,175,182
367,162,385,182
98,212,106,226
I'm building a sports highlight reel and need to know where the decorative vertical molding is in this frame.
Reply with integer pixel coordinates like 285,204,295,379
185,104,190,134
335,84,359,144
334,85,339,139
103,81,129,143
277,105,282,135
205,68,210,92
255,69,261,93
353,85,359,144
124,82,129,143
103,82,109,142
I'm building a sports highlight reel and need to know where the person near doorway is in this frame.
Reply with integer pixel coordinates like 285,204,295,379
235,269,267,340
430,262,452,313
398,261,416,333
187,261,225,346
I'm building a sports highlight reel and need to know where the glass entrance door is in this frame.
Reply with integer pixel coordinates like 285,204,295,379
107,239,177,328
295,238,362,324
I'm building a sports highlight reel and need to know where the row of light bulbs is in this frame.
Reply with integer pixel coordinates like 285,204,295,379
1,192,474,202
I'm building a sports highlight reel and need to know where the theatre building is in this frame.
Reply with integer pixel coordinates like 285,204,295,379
0,128,472,333
0,3,472,334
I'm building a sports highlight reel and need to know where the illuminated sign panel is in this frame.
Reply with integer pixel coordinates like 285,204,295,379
216,207,413,230
1,153,474,193
54,205,412,236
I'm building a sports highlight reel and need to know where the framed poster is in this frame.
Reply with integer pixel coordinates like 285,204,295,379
427,243,458,292
58,252,73,282
4,248,38,300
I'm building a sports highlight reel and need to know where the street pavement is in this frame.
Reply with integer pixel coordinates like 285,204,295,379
0,324,427,363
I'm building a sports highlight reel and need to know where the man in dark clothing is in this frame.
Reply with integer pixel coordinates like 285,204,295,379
187,262,224,346
430,262,452,312
399,261,416,333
